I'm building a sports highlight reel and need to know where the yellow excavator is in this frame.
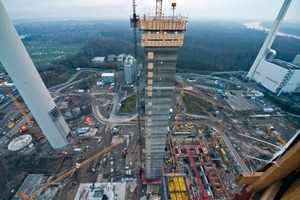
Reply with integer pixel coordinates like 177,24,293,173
263,127,287,145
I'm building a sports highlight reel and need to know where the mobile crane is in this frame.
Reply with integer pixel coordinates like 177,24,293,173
19,139,122,200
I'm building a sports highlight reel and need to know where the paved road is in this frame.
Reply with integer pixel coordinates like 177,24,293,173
221,131,251,172
65,93,137,132
49,68,110,91
0,116,29,147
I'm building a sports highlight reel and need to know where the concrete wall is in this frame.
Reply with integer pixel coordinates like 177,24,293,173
283,70,300,93
252,60,287,93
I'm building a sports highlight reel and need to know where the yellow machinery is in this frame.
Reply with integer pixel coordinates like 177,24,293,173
173,83,232,130
213,125,224,148
263,129,287,145
0,79,32,124
0,79,44,139
19,140,122,200
180,89,233,112
165,158,173,164
261,146,276,153
167,176,189,200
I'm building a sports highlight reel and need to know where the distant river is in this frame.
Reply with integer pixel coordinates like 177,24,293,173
243,21,300,40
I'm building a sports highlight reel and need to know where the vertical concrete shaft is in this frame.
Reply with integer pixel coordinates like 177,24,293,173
139,14,188,181
0,1,70,149
246,0,293,80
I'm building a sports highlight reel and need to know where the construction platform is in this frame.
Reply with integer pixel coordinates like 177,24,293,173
74,182,127,200
138,15,188,47
161,174,190,200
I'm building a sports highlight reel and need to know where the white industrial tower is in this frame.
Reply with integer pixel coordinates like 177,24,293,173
0,1,70,149
246,0,293,80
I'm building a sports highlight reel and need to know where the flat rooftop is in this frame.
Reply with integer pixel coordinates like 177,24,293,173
102,73,115,76
74,182,127,200
13,174,59,200
267,59,300,70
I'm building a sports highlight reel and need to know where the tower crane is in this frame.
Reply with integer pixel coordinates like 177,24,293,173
173,84,232,130
193,102,227,148
0,79,43,139
156,0,163,17
18,139,123,200
174,84,185,130
180,89,233,112
130,0,143,162
0,79,31,124
130,0,139,58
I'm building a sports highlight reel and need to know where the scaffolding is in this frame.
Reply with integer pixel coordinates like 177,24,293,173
139,1,188,182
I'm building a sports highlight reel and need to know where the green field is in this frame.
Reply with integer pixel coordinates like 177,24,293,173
119,95,136,113
26,43,83,69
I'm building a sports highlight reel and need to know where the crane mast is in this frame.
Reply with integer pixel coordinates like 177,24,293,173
0,79,31,124
156,0,163,17
131,0,138,58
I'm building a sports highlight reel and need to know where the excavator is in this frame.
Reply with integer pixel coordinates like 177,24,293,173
263,127,287,145
18,139,122,200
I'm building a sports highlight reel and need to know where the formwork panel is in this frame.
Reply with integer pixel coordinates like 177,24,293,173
142,16,187,181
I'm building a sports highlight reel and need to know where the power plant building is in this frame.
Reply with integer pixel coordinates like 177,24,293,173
124,55,135,84
251,58,300,95
293,54,300,65
138,2,188,181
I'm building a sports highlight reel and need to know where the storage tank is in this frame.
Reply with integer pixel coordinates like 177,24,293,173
8,134,32,151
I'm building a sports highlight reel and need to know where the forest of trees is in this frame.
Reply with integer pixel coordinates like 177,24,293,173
47,20,300,72
1,20,299,74
0,20,299,114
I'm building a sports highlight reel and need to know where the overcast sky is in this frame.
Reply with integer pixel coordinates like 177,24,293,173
2,0,299,21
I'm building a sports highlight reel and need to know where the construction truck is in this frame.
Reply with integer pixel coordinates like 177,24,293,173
85,117,91,125
122,148,127,158
165,158,173,164
19,125,44,140
7,122,15,129
20,125,29,133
